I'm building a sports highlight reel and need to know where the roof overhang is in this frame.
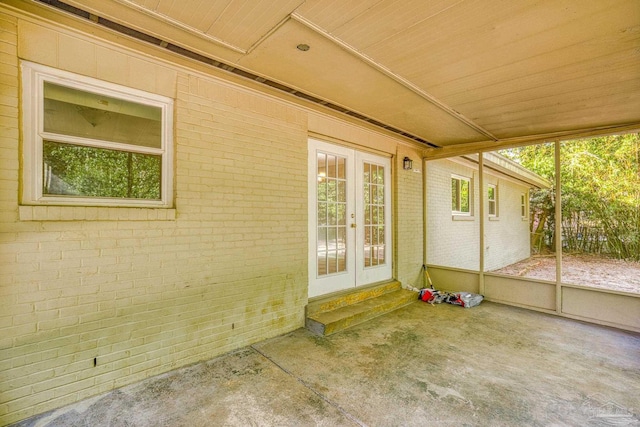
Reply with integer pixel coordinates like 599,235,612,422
10,0,640,155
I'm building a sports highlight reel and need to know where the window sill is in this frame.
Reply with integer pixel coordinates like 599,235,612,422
19,205,176,221
452,215,475,221
489,216,500,221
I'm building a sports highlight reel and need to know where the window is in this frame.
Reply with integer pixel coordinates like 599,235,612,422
488,184,497,217
21,61,173,207
451,175,471,215
520,192,528,219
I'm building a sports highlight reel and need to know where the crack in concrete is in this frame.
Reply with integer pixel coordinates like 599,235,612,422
250,345,368,427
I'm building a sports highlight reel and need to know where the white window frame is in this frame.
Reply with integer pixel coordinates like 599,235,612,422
521,192,528,220
488,183,497,217
451,174,472,216
21,61,174,208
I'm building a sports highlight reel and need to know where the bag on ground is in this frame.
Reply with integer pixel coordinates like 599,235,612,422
418,288,483,308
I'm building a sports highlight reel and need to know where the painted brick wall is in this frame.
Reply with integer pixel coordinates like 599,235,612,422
426,159,480,270
426,158,532,272
0,14,309,425
395,147,425,288
483,178,531,271
0,7,430,424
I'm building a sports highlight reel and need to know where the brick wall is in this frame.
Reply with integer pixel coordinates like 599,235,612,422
426,159,480,270
0,13,309,424
484,177,531,271
0,9,427,425
426,158,532,272
395,147,425,288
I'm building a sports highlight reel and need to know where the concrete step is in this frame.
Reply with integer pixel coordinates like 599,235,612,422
306,281,417,335
306,280,403,317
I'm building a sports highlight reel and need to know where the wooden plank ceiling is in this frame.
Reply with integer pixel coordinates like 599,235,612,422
42,0,640,150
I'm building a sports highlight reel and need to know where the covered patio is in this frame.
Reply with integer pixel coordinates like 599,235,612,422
16,301,640,426
1,1,639,425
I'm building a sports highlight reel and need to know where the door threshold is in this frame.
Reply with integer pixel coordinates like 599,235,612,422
308,279,400,304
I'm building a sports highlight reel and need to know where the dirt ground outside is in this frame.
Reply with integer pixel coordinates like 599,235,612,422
491,253,640,294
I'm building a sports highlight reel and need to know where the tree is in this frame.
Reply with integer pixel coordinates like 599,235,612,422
500,143,556,254
499,134,640,261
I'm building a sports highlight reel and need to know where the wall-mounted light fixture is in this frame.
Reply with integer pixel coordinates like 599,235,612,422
403,157,413,170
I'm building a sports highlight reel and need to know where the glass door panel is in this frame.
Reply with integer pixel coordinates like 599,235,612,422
316,152,348,277
308,140,355,297
356,152,392,285
363,162,386,267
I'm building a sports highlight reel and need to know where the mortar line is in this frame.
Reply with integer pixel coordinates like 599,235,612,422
250,345,368,427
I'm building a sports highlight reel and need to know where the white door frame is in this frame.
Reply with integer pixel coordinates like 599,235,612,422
308,138,392,298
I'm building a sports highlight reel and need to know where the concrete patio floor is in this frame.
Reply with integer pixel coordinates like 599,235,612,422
14,301,640,426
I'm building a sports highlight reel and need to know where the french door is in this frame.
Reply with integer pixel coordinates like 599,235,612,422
308,139,392,298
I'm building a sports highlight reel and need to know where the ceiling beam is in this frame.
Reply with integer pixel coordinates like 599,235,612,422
424,122,640,159
290,12,498,143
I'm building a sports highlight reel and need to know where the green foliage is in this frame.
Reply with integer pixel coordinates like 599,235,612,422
451,177,470,213
43,141,161,200
500,134,640,261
